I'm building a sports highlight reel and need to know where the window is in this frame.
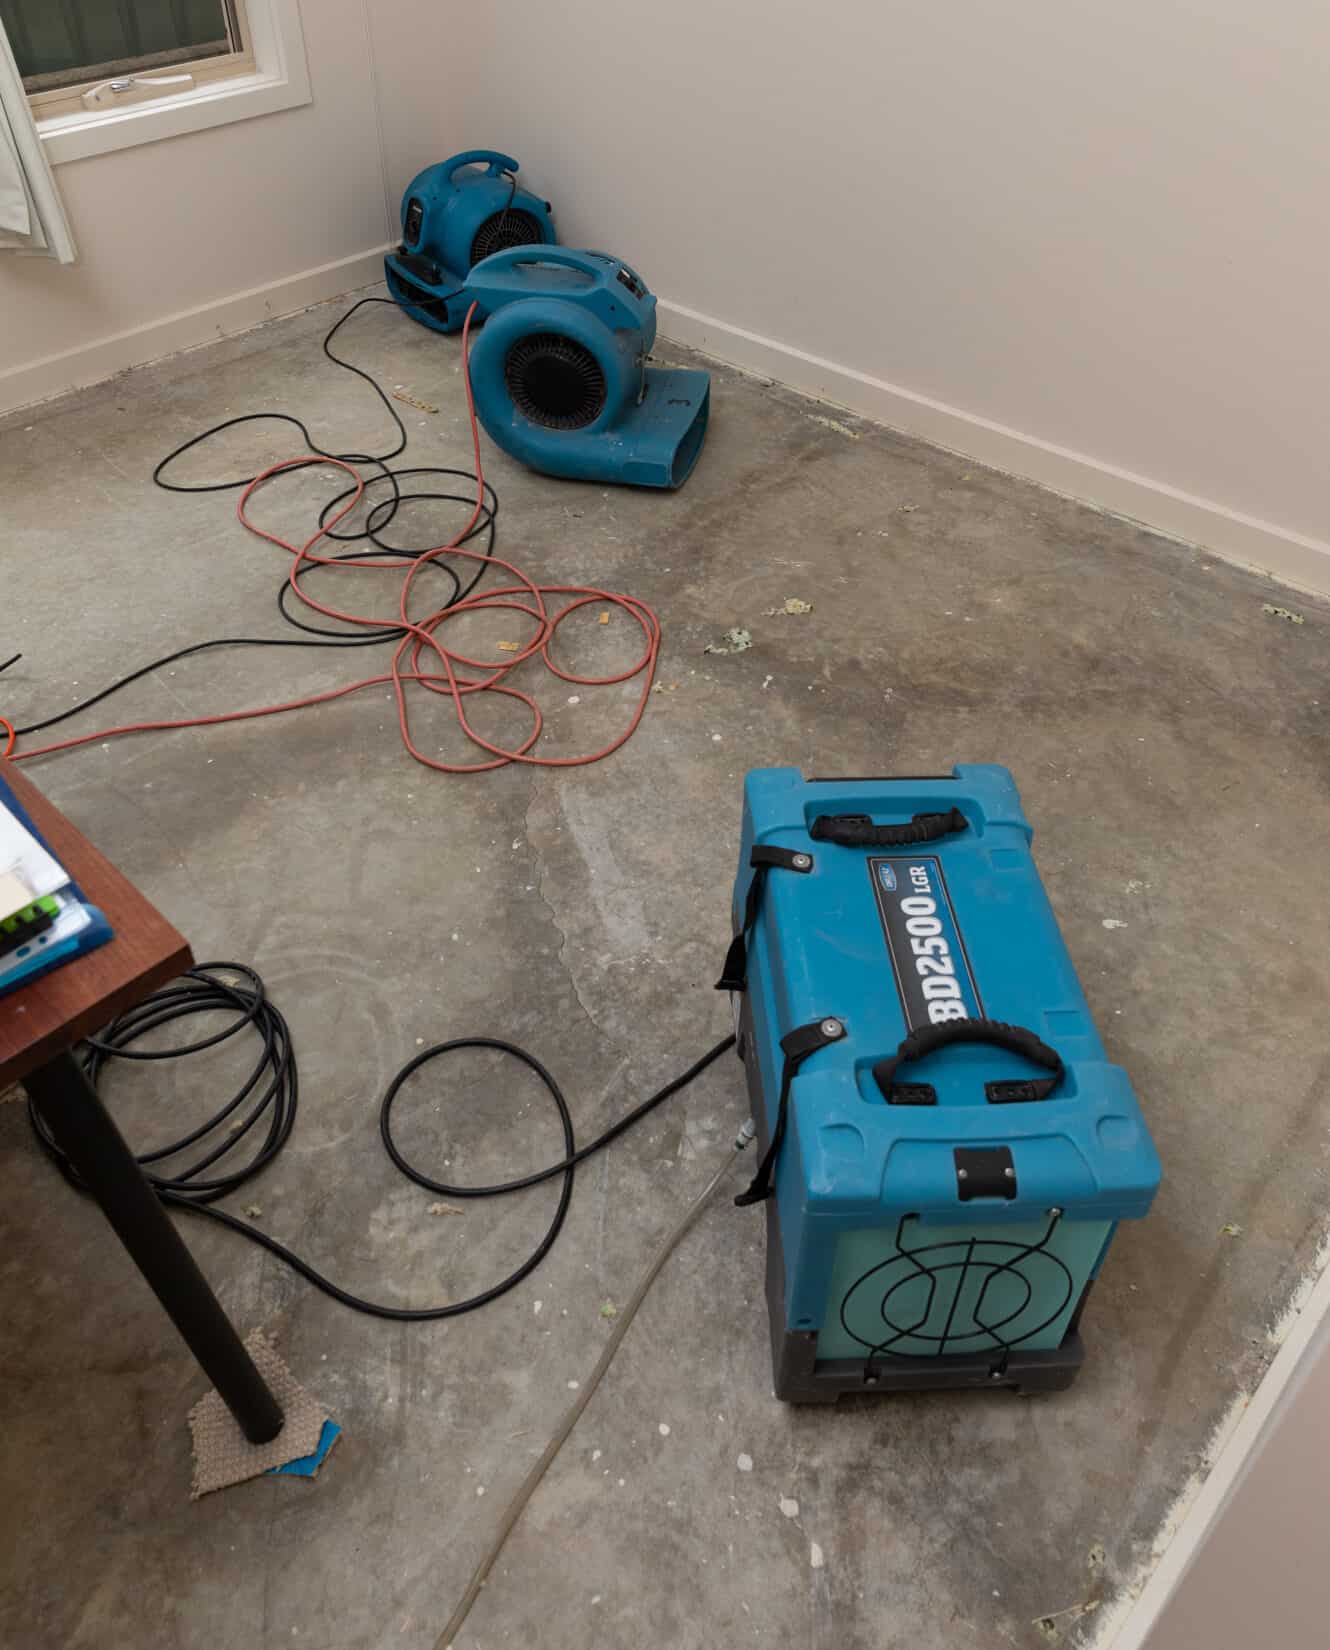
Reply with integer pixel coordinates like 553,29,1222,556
2,0,310,166
3,1,254,119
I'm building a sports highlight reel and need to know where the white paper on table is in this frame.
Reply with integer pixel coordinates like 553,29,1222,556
0,797,71,914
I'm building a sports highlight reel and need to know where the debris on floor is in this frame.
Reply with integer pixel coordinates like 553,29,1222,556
779,1495,799,1519
704,627,753,654
428,1201,464,1216
1034,1598,1101,1642
390,389,439,414
807,413,860,439
765,598,813,616
1221,1222,1243,1238
1262,603,1305,624
1102,918,1128,930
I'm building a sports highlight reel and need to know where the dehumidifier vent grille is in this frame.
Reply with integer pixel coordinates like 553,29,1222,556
841,1211,1075,1377
503,333,607,431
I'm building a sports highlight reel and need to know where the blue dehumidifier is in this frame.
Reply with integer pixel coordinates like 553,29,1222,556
723,765,1161,1401
384,150,557,334
464,246,710,489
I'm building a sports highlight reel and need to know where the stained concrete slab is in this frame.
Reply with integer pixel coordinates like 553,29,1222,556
2,287,1328,1650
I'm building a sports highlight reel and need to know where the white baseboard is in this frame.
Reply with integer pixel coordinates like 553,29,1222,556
658,298,1330,598
0,244,393,417
7,271,1325,598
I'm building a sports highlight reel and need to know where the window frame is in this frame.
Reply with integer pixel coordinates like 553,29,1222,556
28,0,310,167
18,0,250,116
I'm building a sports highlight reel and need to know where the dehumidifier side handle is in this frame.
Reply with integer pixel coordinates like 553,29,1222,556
810,808,967,847
446,150,519,181
873,1019,1065,1105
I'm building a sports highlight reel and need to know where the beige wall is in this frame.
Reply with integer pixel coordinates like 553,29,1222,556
458,0,1330,587
1141,1303,1330,1647
0,0,459,408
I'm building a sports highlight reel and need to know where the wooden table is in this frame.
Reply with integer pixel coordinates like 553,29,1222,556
1,760,284,1444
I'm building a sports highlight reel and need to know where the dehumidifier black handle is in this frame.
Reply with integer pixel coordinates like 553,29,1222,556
809,808,967,848
873,1019,1064,1105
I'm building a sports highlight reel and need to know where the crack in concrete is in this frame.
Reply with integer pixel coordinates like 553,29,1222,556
522,772,621,1049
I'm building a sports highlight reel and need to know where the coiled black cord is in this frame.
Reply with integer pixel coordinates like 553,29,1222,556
28,963,735,1322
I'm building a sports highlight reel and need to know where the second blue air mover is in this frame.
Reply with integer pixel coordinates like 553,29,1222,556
464,247,710,489
721,765,1161,1402
384,150,557,334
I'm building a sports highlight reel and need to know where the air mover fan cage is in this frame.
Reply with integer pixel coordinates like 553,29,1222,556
470,208,546,267
503,333,609,431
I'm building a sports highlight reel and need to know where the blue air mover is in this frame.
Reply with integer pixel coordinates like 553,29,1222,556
384,151,557,334
721,765,1161,1402
464,247,710,489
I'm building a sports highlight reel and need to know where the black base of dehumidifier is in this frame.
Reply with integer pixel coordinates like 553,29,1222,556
736,998,1086,1403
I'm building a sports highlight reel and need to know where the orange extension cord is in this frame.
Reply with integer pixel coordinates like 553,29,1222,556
4,306,661,772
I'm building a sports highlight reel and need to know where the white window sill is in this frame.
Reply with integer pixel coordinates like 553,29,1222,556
36,0,310,167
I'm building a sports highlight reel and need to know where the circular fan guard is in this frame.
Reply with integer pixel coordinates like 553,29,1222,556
469,208,544,266
503,333,607,431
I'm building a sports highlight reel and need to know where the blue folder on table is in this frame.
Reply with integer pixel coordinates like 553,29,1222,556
0,772,113,998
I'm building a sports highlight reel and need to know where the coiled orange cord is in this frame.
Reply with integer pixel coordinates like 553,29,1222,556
9,306,660,773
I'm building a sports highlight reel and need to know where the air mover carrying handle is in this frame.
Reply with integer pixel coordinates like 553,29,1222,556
473,244,616,283
810,808,967,848
873,1019,1064,1105
446,150,519,181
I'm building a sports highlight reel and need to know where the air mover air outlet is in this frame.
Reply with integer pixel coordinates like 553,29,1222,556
504,334,607,430
469,208,545,266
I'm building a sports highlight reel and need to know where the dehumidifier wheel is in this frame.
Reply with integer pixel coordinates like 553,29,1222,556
503,333,607,431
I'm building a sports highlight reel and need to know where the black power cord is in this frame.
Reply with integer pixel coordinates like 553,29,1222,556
28,963,735,1321
12,297,498,741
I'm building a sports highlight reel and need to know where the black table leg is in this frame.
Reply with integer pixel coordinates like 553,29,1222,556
23,1049,285,1445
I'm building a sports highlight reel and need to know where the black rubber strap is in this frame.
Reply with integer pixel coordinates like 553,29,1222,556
736,1018,843,1207
809,807,967,848
715,845,813,993
873,1018,1064,1105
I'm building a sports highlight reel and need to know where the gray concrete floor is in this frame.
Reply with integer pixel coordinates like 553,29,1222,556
2,290,1329,1650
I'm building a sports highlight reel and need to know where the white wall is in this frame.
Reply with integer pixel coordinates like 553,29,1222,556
459,0,1330,590
1142,1293,1330,1648
0,0,458,411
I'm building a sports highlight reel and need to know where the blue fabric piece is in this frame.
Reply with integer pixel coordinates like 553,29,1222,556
267,1418,341,1478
